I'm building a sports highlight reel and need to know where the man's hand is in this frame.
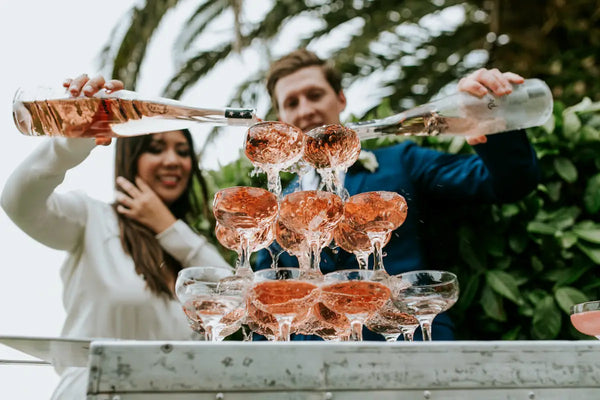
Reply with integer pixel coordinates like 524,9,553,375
458,68,525,145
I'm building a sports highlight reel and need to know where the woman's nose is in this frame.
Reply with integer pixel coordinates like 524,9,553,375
162,149,180,165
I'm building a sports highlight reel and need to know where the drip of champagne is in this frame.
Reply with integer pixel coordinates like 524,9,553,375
12,88,258,138
347,78,553,139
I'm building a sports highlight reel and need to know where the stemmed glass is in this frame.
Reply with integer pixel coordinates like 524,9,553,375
175,266,243,342
320,269,391,341
215,221,275,270
278,190,343,277
333,220,391,269
570,300,600,339
391,270,459,341
245,121,304,197
303,124,361,200
275,219,333,276
213,186,279,279
365,303,420,342
247,267,319,341
343,191,407,277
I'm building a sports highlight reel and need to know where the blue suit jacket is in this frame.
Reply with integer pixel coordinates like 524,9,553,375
255,130,539,340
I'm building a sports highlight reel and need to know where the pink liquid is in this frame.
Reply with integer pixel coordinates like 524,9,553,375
344,191,408,233
298,302,351,340
571,310,600,337
365,300,419,335
215,222,274,253
303,124,361,170
250,280,318,316
13,97,223,138
278,190,343,235
321,281,390,316
245,121,304,167
213,186,278,230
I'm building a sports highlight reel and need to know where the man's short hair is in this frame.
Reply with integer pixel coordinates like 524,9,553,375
266,49,342,112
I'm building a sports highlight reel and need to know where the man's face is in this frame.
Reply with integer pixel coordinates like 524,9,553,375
274,65,347,133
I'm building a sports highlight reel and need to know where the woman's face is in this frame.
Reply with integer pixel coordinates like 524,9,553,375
136,131,193,205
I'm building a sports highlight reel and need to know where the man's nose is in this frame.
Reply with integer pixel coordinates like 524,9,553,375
297,97,316,119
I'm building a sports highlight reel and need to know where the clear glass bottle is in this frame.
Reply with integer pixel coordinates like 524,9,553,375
12,87,258,138
347,78,553,139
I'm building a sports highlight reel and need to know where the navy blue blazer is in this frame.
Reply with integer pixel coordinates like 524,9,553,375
254,130,539,340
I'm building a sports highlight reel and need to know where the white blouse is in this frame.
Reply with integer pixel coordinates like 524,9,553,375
1,138,231,399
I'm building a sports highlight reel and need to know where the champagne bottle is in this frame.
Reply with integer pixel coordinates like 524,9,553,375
12,87,258,138
347,79,553,139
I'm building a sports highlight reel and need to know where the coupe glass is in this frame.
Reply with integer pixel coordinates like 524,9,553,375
303,124,361,199
275,218,333,278
248,267,319,341
321,269,391,341
391,270,459,341
245,121,305,197
570,300,600,339
175,266,243,342
213,186,278,278
343,191,407,276
333,220,391,270
295,301,352,341
365,302,420,342
215,221,274,270
278,190,343,276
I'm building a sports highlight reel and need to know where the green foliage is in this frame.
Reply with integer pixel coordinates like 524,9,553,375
419,99,600,340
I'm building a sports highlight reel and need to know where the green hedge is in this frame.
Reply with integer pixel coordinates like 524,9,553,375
418,98,600,340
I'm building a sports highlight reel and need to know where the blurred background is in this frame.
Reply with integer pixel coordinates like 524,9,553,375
1,0,599,397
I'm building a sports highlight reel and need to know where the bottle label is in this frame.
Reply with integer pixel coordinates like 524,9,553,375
225,109,255,119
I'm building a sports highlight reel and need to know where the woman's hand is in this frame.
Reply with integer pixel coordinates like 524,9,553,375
458,68,525,145
62,74,125,146
115,176,177,234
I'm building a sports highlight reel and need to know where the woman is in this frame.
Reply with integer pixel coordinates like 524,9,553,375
1,75,231,399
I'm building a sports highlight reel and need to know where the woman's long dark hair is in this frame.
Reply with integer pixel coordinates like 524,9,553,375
113,129,211,298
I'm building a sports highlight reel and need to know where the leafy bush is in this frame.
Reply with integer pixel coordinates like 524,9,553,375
420,98,600,340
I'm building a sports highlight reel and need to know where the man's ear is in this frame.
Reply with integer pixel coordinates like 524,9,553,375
337,90,347,113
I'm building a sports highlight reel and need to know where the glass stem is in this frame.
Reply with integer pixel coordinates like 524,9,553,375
349,320,363,341
308,241,322,273
278,317,293,341
401,325,418,342
266,170,282,199
241,324,253,342
204,325,214,342
372,236,385,272
384,333,401,342
417,315,434,341
355,252,369,269
237,232,253,278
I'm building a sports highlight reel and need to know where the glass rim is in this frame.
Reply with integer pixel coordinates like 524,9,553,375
397,269,458,287
570,300,600,314
177,265,233,276
248,120,300,130
323,268,377,280
252,266,305,281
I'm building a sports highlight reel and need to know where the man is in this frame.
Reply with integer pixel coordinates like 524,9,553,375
256,49,540,340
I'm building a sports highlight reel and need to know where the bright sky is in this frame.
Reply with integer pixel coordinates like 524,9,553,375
0,1,380,397
0,1,147,397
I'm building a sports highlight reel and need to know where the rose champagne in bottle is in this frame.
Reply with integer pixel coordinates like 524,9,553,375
347,78,553,139
12,87,257,138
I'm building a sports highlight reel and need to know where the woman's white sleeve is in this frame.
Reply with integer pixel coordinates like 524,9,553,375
1,138,96,251
156,220,232,269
